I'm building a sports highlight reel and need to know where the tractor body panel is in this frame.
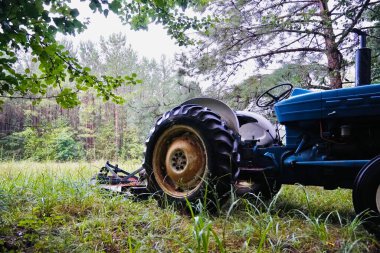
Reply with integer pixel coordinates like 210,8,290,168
275,84,380,124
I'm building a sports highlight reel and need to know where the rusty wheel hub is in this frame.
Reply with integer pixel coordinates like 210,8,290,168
168,149,187,172
152,125,207,197
165,136,205,189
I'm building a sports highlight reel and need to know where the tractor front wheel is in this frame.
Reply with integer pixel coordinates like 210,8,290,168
144,104,236,211
353,156,380,236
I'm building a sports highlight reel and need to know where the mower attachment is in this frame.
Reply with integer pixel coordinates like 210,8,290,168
91,161,149,198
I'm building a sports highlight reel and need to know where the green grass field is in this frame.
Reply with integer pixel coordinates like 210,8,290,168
0,161,378,252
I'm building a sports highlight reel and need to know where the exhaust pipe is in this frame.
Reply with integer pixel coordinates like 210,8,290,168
352,29,371,86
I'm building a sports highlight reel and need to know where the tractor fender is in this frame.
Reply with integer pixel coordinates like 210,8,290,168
182,98,276,146
182,97,240,133
235,111,276,146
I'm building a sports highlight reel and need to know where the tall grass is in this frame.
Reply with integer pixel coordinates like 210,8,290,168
0,161,377,252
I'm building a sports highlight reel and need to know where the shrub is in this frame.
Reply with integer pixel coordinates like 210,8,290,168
0,126,84,161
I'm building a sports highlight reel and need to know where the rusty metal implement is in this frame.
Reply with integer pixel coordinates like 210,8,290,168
91,161,149,198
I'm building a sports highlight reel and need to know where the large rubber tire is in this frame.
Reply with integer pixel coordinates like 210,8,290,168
144,104,236,211
353,156,380,236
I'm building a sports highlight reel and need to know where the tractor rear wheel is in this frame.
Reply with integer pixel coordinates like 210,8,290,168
144,104,236,211
353,156,380,237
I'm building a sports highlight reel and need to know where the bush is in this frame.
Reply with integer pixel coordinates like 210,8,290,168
0,132,26,160
0,126,85,161
53,129,85,161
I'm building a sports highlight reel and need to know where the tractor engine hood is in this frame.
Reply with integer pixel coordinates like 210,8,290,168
274,84,380,124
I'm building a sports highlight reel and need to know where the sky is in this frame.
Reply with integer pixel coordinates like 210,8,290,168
62,1,181,61
59,1,262,87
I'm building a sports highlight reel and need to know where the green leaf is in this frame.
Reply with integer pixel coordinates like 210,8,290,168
109,0,122,13
25,2,43,18
153,0,165,8
130,15,149,30
41,10,51,22
89,0,102,13
70,8,80,18
53,17,64,28
177,0,188,11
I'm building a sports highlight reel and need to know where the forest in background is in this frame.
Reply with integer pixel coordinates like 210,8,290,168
0,32,333,162
0,33,203,161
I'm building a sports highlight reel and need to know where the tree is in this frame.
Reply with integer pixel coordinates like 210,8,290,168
0,0,209,108
187,0,380,89
370,28,380,82
368,4,380,83
126,55,202,136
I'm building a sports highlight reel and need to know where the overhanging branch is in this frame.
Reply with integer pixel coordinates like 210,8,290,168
337,0,371,44
226,47,324,65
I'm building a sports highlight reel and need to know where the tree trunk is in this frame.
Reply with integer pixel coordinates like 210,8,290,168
114,103,119,160
319,0,343,89
90,94,95,148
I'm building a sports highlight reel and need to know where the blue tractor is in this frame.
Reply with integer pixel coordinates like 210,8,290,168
143,30,380,236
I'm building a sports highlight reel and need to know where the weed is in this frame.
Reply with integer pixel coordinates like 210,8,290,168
186,198,226,253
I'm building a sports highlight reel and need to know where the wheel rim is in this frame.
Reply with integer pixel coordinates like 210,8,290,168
376,185,380,212
152,125,208,198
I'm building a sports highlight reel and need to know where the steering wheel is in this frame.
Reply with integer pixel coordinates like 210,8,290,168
256,83,294,108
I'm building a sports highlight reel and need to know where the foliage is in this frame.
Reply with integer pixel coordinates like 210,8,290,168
94,124,117,160
261,64,328,89
185,0,380,89
0,0,210,108
99,0,212,46
367,2,380,83
0,132,25,160
125,55,202,135
207,63,326,111
0,0,141,108
368,24,380,82
53,129,85,161
120,127,144,161
0,126,84,161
